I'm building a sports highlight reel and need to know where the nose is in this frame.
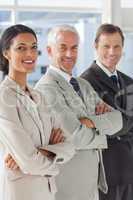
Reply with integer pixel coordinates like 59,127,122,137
65,50,72,57
108,47,115,55
26,48,37,57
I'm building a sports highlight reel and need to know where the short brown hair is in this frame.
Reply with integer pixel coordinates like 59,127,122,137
95,23,124,46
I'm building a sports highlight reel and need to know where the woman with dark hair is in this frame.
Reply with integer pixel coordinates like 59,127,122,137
0,24,74,200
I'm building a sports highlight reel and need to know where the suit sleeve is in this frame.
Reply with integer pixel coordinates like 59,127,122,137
36,83,108,150
81,72,132,137
78,78,123,136
0,87,59,177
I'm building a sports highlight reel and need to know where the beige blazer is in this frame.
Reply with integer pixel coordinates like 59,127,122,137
35,68,122,200
0,76,75,200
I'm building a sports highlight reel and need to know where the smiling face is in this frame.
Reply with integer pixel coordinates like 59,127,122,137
4,33,38,75
47,30,79,75
95,32,123,72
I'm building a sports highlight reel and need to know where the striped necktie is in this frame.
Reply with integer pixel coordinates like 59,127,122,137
70,77,82,97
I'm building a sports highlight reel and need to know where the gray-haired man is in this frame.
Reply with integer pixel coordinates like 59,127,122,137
35,24,123,200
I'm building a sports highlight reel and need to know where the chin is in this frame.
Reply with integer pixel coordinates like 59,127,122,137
24,66,35,72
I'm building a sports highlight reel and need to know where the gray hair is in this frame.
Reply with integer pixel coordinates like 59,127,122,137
47,24,79,46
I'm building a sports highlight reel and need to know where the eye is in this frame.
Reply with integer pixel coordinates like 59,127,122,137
115,45,121,49
59,46,66,52
16,46,26,51
72,46,78,52
32,45,38,50
103,45,109,49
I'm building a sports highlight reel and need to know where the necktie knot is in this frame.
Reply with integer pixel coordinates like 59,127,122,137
70,77,82,96
110,75,118,86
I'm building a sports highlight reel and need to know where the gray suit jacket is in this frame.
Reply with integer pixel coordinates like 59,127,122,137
0,76,74,200
35,68,122,200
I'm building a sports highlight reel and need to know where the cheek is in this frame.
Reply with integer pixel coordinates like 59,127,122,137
9,55,23,70
98,50,106,59
34,54,38,63
74,53,78,60
56,53,62,61
118,50,122,57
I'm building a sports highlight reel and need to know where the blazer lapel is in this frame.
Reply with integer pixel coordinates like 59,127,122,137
4,76,44,142
91,62,126,109
91,62,119,93
117,71,127,109
18,91,44,141
46,68,87,111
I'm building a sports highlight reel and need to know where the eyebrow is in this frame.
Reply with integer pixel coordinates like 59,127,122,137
59,44,78,47
16,42,37,46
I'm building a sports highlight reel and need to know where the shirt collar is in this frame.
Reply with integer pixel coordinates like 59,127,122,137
96,59,118,77
49,65,71,82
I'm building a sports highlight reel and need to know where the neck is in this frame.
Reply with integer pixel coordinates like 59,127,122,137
8,71,27,91
58,66,72,76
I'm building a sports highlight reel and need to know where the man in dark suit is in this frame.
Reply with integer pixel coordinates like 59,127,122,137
81,23,133,200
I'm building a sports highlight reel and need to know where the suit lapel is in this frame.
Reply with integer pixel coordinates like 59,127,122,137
47,68,72,92
4,77,44,143
46,68,87,111
91,62,126,109
18,91,44,141
91,62,119,93
117,71,127,109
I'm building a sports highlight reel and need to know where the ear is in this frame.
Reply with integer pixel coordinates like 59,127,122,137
94,42,98,50
3,50,10,60
46,46,52,56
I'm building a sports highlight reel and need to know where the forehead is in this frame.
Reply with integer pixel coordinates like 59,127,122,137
56,31,79,45
11,33,37,46
98,32,123,45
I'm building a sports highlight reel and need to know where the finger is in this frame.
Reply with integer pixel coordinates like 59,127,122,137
57,134,66,143
103,106,109,113
50,128,64,144
49,128,58,143
98,103,108,114
56,134,65,143
95,104,101,114
12,164,19,170
50,129,55,141
96,104,103,114
56,128,63,136
106,105,111,112
5,154,12,163
101,104,106,113
52,132,60,144
60,137,65,142
56,129,64,140
6,159,15,169
52,130,64,143
10,162,17,170
103,103,111,113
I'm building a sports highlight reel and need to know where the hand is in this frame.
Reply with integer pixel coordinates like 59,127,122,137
49,128,65,144
5,154,20,170
38,148,56,160
95,102,111,115
79,118,95,128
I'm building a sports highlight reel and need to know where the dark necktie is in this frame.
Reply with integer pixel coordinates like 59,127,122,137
70,77,82,97
110,75,119,88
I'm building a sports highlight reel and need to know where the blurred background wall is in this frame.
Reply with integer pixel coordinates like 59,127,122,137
0,0,133,85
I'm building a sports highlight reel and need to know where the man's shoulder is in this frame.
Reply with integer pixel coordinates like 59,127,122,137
35,69,56,87
118,70,133,84
80,62,97,80
76,77,96,93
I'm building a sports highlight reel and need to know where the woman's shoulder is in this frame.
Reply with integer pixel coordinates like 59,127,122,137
0,77,18,111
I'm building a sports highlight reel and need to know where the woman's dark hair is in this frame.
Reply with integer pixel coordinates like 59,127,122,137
95,23,124,46
0,24,37,75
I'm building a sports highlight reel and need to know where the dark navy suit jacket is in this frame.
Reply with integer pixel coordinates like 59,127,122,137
81,61,133,186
